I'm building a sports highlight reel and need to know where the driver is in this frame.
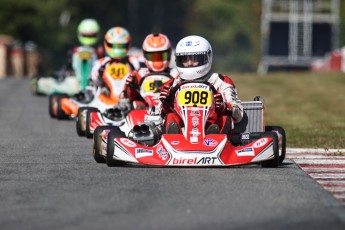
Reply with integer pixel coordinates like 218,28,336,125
91,26,140,104
157,35,244,135
124,33,178,109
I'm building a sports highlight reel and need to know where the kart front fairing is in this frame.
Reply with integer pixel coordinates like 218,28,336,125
109,134,275,166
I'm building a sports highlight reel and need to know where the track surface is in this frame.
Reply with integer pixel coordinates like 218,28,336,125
1,78,345,230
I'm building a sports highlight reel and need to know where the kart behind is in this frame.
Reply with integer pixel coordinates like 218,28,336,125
31,46,96,96
49,60,133,120
76,73,171,138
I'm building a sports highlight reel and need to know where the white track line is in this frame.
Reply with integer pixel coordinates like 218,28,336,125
293,159,345,164
287,148,345,154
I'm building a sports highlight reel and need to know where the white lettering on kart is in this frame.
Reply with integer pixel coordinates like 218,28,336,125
120,138,137,147
253,138,268,149
171,157,220,165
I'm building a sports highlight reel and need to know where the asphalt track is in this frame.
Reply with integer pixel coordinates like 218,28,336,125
1,78,345,230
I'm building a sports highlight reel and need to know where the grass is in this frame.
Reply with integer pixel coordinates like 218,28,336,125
228,72,345,149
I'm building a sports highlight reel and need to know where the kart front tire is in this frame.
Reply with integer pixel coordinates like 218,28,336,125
265,125,286,164
85,108,100,139
76,107,88,136
93,126,109,164
260,131,279,168
106,127,126,167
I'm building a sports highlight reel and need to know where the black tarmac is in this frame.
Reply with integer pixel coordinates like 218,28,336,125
0,78,344,230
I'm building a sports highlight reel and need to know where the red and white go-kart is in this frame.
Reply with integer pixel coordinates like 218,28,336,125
92,80,286,167
76,73,171,138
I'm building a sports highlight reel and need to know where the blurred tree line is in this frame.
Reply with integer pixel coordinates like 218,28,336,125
0,0,344,73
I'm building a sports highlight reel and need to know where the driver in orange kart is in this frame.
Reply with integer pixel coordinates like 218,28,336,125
156,35,244,135
60,26,140,116
91,26,140,104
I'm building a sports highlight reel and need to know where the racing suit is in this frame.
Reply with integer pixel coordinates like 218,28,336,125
91,56,140,105
156,72,244,134
125,67,179,109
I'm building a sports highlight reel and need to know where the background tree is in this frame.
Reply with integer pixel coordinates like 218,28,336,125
0,0,344,73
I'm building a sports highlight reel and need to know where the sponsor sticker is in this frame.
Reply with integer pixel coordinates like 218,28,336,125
190,110,201,116
171,141,180,145
189,128,200,136
135,148,153,158
236,147,255,156
157,145,168,160
120,138,136,147
190,136,198,142
241,133,250,140
203,138,218,146
192,117,199,126
253,138,268,149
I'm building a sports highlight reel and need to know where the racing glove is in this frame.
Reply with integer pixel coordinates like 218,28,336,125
214,93,233,115
98,66,105,82
126,71,139,88
159,84,171,102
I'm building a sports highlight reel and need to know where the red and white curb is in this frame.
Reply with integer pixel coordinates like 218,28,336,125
286,148,345,204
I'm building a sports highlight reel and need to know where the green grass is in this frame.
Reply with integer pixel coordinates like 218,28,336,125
229,72,345,149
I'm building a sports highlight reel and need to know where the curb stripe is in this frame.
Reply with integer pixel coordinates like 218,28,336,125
287,149,345,205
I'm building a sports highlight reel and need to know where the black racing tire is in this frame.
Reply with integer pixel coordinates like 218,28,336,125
106,127,126,167
93,126,110,164
48,93,58,118
30,77,38,95
56,94,69,120
260,131,279,168
85,108,100,139
76,107,88,136
265,125,286,164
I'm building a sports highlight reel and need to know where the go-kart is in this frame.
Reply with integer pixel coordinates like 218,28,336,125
31,46,97,96
92,80,286,167
76,73,171,138
49,60,133,120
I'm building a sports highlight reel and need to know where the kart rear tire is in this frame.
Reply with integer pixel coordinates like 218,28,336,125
265,125,286,164
260,131,279,168
106,127,126,167
30,77,38,95
85,108,100,139
93,126,109,164
56,94,69,120
48,93,58,118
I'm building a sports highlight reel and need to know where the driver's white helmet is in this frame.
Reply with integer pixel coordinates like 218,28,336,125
175,35,212,80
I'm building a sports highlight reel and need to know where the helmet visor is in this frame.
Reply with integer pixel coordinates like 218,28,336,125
105,41,129,50
175,51,209,68
144,50,171,62
80,32,98,38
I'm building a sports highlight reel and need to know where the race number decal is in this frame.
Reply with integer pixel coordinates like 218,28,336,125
79,52,92,59
107,63,129,80
142,79,168,93
177,89,211,106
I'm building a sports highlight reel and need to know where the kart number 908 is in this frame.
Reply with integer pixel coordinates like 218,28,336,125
178,89,211,106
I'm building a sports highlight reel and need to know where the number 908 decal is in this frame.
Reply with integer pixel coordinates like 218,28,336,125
177,89,212,106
